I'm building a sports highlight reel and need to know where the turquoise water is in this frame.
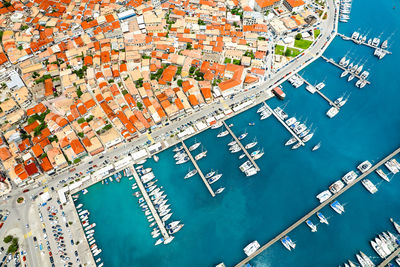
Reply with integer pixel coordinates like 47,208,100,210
74,1,400,266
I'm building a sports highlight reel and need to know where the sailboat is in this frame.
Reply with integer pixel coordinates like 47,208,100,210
312,142,321,151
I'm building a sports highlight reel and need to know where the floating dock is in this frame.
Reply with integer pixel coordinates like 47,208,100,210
181,141,216,197
377,246,400,267
320,55,371,85
297,75,340,109
222,121,260,171
131,167,170,239
263,102,305,147
235,147,400,267
336,33,392,54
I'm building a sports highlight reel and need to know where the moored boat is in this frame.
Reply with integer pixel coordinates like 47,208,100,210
306,219,317,232
317,212,329,225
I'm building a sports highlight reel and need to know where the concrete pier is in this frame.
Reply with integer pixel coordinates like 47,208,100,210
235,147,400,267
181,140,216,197
336,33,392,54
297,75,340,109
378,246,400,266
131,167,170,240
321,55,371,85
263,102,305,147
222,121,260,171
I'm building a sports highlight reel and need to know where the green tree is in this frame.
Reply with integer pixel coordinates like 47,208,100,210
77,132,84,138
186,43,192,50
77,118,85,124
3,235,13,243
177,79,183,87
295,33,302,40
137,102,143,110
73,158,81,164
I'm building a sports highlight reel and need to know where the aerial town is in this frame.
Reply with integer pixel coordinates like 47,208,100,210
0,0,342,266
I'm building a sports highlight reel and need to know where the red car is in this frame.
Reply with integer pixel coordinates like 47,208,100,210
23,189,29,193
23,256,26,261
49,251,52,256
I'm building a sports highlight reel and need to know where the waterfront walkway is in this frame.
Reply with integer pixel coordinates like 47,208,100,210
222,121,260,171
378,247,400,267
321,55,371,85
263,102,305,147
235,147,400,267
131,167,170,239
181,141,216,197
336,33,392,54
297,75,340,109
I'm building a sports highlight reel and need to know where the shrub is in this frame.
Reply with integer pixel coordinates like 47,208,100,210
3,235,13,243
295,33,302,40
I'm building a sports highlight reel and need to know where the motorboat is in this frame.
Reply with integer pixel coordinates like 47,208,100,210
176,156,189,165
315,82,325,90
252,150,264,160
173,146,183,152
306,220,317,232
217,130,229,138
215,187,225,194
286,236,296,249
330,200,345,214
317,212,329,225
340,70,349,78
376,169,390,182
208,174,222,184
189,142,201,151
153,155,159,162
274,107,288,120
164,236,175,244
240,160,253,172
312,142,321,151
243,241,260,256
326,107,339,118
299,129,310,139
184,169,198,179
260,109,272,120
356,253,369,267
359,251,375,267
169,224,184,234
194,150,207,161
245,167,257,177
239,153,246,159
257,105,267,113
357,160,372,173
281,237,291,251
155,238,163,246
205,170,215,178
361,179,378,194
329,180,345,194
285,117,296,126
316,190,332,203
342,170,358,184
167,221,181,229
228,140,237,146
238,132,248,140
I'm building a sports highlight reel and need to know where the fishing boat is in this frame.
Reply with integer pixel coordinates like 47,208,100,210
361,179,378,194
217,130,229,138
216,187,225,194
189,142,201,151
306,220,317,232
312,142,321,151
184,169,198,179
317,212,329,225
208,174,222,184
205,170,215,178
330,200,345,214
281,237,291,251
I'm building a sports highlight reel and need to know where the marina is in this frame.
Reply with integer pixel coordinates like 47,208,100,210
181,140,216,197
320,55,371,85
235,146,400,267
377,247,400,267
222,121,260,172
131,167,171,240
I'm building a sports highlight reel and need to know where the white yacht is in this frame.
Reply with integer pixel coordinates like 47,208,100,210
238,132,248,140
211,122,223,129
359,251,375,267
351,32,360,40
343,59,350,67
381,40,388,49
315,82,325,90
370,240,386,258
260,109,272,120
302,133,314,143
342,170,358,184
360,71,370,79
375,169,389,182
285,117,296,126
361,179,378,194
257,105,267,113
339,56,346,66
329,180,345,194
390,218,400,235
189,142,201,151
215,187,225,194
208,174,222,184
245,167,257,177
357,160,372,173
285,137,297,146
312,142,321,151
243,241,260,256
245,140,257,149
240,160,254,172
330,200,345,214
217,130,229,138
195,150,207,161
292,142,301,150
355,65,363,75
341,70,349,78
316,190,332,203
326,107,339,118
317,212,329,225
306,220,317,232
184,169,198,179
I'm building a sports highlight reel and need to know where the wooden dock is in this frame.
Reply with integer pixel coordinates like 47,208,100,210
297,75,340,109
320,55,371,85
336,33,392,54
222,121,260,171
131,167,170,240
378,246,400,266
181,140,216,197
235,147,400,267
263,102,305,147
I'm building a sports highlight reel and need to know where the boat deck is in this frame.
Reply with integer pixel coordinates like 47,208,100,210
131,167,171,240
321,55,371,85
234,147,400,267
377,246,400,267
181,140,216,197
263,102,305,147
297,75,340,110
222,121,260,172
336,33,392,54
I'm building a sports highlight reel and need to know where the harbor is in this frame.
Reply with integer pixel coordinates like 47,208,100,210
181,140,216,197
377,246,400,267
320,55,371,85
336,32,392,54
131,167,171,240
222,121,260,172
235,146,400,267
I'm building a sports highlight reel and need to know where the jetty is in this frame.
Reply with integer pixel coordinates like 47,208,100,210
297,75,340,109
263,102,305,147
336,33,392,54
378,246,400,266
235,147,400,267
222,121,260,171
181,140,216,197
131,167,170,239
320,55,371,85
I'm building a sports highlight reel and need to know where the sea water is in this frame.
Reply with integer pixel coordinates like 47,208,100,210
74,1,400,266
